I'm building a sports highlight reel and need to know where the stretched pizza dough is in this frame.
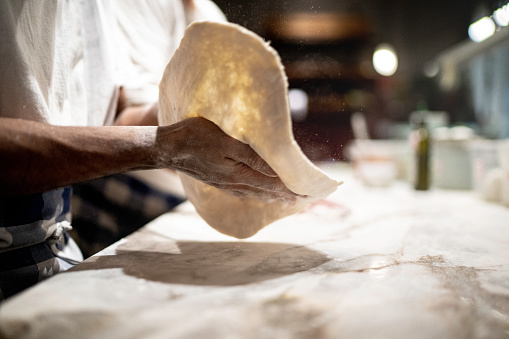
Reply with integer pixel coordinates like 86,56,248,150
159,21,341,238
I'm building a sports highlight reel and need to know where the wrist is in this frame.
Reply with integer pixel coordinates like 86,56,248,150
152,123,187,170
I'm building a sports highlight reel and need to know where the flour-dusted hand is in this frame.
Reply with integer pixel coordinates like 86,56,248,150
156,117,298,202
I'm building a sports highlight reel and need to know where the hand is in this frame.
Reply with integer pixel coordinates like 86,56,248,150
114,87,159,127
114,103,159,126
157,117,299,202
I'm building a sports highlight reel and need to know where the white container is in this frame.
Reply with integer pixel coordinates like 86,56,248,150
469,139,500,194
347,140,409,187
432,139,473,190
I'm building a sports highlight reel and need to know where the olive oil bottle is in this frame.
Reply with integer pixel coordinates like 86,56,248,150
415,119,430,190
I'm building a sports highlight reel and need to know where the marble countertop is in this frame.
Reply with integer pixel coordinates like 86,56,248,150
1,164,509,339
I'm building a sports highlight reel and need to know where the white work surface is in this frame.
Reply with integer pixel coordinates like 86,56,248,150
1,164,509,338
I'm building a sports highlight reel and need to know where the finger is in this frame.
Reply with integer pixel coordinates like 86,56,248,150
230,163,299,196
219,182,298,203
232,143,278,177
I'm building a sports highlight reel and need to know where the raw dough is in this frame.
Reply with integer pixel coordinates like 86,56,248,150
159,21,340,238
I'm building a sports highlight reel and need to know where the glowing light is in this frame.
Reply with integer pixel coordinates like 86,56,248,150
493,5,509,26
372,44,398,76
288,88,308,122
468,17,496,42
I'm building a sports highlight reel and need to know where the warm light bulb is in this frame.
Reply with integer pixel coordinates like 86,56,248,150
468,16,496,42
372,44,398,76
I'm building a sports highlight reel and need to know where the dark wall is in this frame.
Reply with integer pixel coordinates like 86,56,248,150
214,0,480,76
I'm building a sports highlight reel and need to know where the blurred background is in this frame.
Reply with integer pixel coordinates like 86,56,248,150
213,0,509,162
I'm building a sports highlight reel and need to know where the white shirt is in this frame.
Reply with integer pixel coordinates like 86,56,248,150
0,0,118,126
0,1,120,293
115,0,226,106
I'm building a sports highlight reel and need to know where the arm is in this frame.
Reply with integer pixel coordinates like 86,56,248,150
0,117,157,196
113,87,159,127
0,117,296,200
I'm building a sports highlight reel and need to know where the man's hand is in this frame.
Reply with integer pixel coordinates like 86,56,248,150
156,117,298,202
114,104,158,126
113,90,296,201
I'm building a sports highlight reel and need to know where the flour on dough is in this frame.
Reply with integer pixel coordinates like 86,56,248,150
159,21,340,238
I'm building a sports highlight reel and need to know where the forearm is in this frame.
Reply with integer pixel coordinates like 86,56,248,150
0,118,167,196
